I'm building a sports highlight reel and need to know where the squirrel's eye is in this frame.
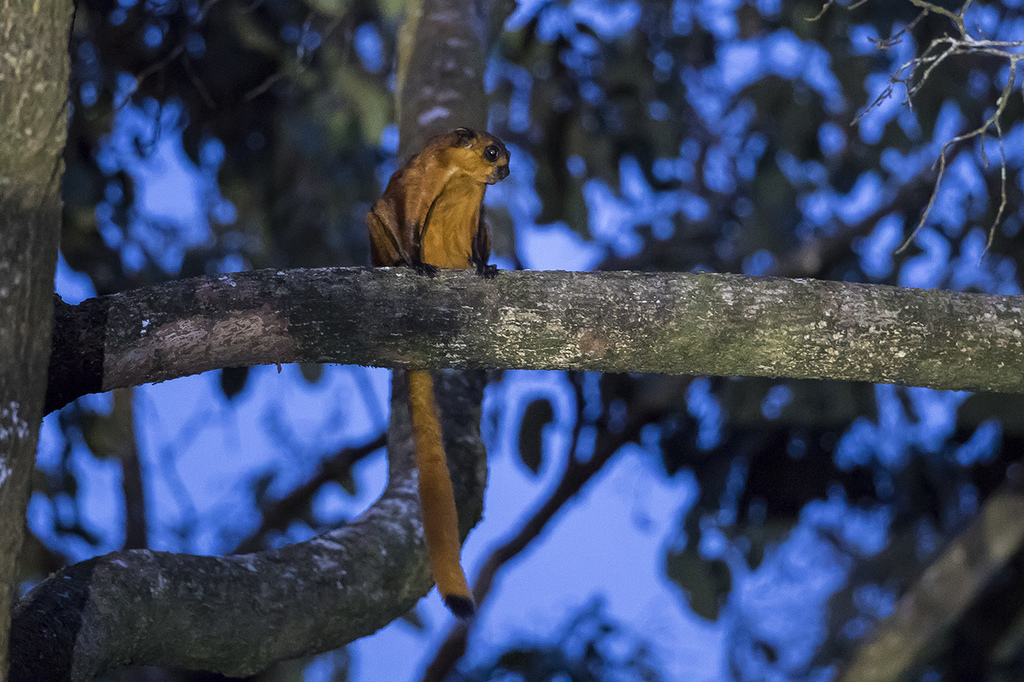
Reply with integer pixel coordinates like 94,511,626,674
484,145,499,162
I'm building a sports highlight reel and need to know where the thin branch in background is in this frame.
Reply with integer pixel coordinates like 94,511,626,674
134,44,186,95
817,0,1023,254
113,388,149,550
869,10,928,52
182,53,216,109
244,12,321,102
195,0,225,22
230,433,386,554
805,0,837,22
908,0,967,28
319,15,345,43
894,54,1018,254
765,172,934,278
244,72,288,102
296,12,315,62
988,117,1008,250
805,0,869,24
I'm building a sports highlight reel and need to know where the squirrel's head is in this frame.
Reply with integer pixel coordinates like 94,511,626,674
437,128,511,185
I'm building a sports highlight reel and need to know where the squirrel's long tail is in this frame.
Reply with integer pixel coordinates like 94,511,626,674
407,370,475,617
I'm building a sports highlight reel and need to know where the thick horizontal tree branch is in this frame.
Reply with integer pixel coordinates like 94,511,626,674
46,267,1024,412
13,370,488,681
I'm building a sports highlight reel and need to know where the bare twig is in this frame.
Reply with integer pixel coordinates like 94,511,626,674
819,0,1024,253
806,0,869,23
182,53,216,109
908,0,965,30
894,52,1019,253
806,0,838,22
135,44,186,93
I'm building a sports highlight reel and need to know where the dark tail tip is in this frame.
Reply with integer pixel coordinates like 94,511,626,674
444,594,476,619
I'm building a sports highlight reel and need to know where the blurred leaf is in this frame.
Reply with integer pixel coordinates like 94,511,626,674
220,366,250,400
665,545,730,621
78,412,121,459
305,0,349,17
334,66,392,144
373,0,405,19
299,362,324,383
518,398,554,475
339,472,358,496
251,470,276,506
400,607,426,631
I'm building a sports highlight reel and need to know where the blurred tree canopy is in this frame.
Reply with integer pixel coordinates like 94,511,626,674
13,0,1024,679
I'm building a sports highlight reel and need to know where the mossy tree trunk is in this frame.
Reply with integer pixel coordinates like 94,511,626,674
0,0,73,673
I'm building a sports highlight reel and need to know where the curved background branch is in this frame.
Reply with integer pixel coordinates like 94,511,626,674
12,370,486,681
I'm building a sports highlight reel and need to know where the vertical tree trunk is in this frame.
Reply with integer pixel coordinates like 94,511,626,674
396,0,488,153
0,0,74,672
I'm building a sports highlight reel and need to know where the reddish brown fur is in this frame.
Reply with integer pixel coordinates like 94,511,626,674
407,370,474,616
367,128,509,271
366,128,510,617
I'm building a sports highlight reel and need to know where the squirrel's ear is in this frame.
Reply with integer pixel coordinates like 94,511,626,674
453,128,476,146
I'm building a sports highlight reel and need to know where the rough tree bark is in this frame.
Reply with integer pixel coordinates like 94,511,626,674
11,371,485,680
43,268,1024,413
29,265,1024,679
396,0,487,155
0,0,73,674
